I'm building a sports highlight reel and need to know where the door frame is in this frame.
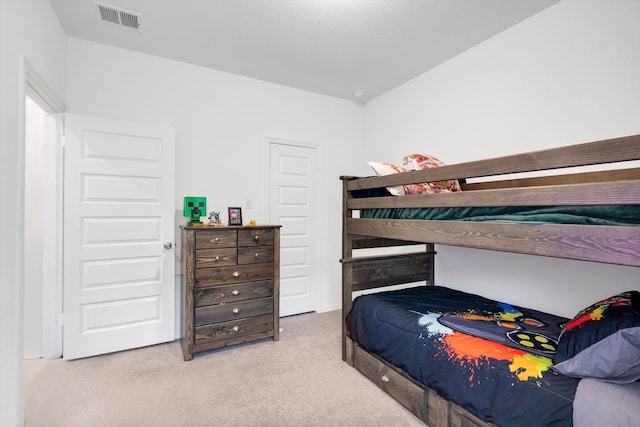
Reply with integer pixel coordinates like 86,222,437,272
22,58,67,359
264,136,321,315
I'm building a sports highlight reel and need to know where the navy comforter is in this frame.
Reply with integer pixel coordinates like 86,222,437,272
347,286,579,426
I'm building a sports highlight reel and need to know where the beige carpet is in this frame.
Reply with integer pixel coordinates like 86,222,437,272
24,310,424,427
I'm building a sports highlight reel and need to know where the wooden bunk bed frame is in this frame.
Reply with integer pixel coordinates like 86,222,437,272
340,134,640,427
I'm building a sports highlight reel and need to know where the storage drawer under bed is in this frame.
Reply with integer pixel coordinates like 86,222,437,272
352,344,426,420
351,343,494,427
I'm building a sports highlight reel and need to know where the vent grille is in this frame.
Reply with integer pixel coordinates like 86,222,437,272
96,2,141,30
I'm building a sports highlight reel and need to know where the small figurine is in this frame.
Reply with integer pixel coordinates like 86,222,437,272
248,219,257,226
208,211,221,225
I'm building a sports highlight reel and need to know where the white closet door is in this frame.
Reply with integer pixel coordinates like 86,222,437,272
269,142,319,316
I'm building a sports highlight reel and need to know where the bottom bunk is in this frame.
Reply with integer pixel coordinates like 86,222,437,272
344,284,640,427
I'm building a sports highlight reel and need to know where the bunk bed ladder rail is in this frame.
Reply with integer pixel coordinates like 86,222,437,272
341,175,437,362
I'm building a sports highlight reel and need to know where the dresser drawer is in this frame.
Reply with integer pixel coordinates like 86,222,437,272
195,280,274,307
196,229,237,249
194,314,274,346
195,263,273,287
238,229,274,247
195,248,237,268
194,297,273,326
237,246,274,265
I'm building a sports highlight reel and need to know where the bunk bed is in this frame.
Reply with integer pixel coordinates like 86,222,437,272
340,134,640,427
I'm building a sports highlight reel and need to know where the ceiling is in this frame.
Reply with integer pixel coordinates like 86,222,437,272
49,0,559,103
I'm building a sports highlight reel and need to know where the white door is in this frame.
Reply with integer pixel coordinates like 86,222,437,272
269,142,318,316
63,114,175,359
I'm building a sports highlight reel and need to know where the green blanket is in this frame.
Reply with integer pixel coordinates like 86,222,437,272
361,205,640,226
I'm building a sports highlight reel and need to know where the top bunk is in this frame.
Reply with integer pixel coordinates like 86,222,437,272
341,134,640,267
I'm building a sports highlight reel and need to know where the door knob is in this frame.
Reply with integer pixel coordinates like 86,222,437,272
164,242,173,249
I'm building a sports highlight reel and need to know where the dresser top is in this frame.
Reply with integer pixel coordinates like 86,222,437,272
181,224,281,230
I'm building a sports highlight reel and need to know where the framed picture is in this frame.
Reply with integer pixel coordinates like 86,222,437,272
228,207,242,226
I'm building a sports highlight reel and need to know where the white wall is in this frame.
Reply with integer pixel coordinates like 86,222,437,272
0,0,67,424
364,0,640,318
5,2,639,424
65,38,365,316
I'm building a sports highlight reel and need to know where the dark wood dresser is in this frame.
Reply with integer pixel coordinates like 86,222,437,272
180,225,281,360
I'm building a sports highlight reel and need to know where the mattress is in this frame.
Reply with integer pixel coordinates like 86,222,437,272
347,286,578,426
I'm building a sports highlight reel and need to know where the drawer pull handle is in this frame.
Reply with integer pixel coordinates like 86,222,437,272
215,237,220,242
231,290,239,296
232,326,239,332
232,308,240,314
254,235,260,241
232,271,240,277
381,374,390,383
254,253,259,258
215,256,220,261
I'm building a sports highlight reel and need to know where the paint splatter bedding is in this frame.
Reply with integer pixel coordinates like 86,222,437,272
347,286,578,426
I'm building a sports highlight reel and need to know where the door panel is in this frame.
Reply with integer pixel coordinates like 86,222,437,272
63,114,175,359
269,142,318,316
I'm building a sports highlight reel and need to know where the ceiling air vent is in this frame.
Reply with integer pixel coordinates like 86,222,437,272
95,1,142,31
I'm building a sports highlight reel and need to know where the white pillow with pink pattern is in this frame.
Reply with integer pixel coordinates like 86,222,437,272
367,154,461,196
403,153,461,194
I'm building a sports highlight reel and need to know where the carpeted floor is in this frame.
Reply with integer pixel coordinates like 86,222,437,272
24,309,424,426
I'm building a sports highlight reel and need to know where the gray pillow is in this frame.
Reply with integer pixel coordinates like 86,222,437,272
553,291,640,384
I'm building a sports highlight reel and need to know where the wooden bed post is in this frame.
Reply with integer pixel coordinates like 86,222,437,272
426,242,435,287
340,176,354,363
